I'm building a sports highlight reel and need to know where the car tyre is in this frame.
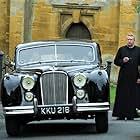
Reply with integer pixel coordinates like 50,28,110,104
5,116,23,136
95,112,108,133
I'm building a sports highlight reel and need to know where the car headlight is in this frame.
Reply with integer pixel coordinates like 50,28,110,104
76,89,85,99
22,76,35,90
73,73,87,88
24,92,33,102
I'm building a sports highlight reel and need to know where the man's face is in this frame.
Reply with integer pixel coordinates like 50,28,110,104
127,35,135,47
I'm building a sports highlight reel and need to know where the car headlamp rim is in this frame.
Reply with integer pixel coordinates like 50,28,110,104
22,76,35,90
73,73,87,88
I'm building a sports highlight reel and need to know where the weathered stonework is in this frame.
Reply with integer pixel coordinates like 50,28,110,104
0,0,139,83
0,0,138,56
8,0,25,57
0,0,10,54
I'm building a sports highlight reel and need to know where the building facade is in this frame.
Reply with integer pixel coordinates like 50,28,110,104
0,0,140,82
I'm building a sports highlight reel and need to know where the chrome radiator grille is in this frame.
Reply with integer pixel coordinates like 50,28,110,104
40,71,68,105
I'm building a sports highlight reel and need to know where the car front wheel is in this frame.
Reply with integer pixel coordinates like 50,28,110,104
95,112,108,133
5,116,24,136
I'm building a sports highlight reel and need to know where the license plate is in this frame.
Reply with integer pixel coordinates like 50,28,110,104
40,106,70,115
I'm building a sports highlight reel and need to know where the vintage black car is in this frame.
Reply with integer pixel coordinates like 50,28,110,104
1,40,111,136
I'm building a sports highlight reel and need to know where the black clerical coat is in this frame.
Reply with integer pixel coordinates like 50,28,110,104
112,45,140,118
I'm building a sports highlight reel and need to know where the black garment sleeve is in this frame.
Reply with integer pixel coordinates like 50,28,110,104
114,47,124,67
138,66,140,78
138,47,140,78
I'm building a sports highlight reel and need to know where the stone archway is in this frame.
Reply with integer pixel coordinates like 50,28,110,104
65,22,91,40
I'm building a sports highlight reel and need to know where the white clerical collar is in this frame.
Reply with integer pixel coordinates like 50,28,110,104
127,45,134,48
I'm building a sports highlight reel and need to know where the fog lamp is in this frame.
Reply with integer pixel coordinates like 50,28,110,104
76,89,85,99
24,92,33,102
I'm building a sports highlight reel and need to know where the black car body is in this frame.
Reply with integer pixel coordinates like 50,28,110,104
1,40,110,136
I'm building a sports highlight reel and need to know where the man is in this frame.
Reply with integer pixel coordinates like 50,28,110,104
112,33,140,120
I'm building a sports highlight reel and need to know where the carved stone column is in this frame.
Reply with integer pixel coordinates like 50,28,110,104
24,0,33,42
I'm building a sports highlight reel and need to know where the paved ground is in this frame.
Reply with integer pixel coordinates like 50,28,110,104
0,101,4,119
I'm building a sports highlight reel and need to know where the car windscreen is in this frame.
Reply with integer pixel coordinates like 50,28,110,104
17,44,95,66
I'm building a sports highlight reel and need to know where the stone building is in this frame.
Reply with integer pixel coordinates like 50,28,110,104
0,0,140,82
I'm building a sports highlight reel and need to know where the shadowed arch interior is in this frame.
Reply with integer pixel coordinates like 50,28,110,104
65,22,91,40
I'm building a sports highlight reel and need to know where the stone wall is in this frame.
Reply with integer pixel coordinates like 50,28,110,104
0,0,138,56
0,0,139,83
8,0,25,57
0,0,10,54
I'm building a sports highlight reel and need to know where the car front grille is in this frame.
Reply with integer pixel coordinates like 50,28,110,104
40,71,68,105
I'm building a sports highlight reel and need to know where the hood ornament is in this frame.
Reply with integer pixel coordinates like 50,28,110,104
49,66,58,71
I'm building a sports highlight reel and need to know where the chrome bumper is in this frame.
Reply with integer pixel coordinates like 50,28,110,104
76,102,110,112
3,97,110,115
3,106,34,115
136,108,140,117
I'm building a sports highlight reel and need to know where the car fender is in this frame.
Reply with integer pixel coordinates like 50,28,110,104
89,69,109,91
1,73,22,106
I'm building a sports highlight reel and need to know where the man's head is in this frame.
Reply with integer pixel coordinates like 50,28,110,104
127,33,135,47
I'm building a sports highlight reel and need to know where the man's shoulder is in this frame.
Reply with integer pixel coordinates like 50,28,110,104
135,45,140,48
119,45,127,50
134,45,140,51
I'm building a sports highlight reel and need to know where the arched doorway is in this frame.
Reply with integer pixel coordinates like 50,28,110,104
65,22,91,40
